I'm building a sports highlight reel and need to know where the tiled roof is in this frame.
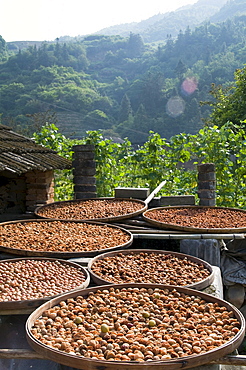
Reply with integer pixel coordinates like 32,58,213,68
0,124,72,174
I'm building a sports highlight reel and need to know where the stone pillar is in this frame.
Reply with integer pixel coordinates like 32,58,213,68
197,163,216,206
72,145,97,199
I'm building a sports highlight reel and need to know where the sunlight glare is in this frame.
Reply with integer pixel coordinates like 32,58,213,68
166,96,185,117
181,77,198,96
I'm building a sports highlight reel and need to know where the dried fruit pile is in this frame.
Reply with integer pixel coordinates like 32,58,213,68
91,252,211,285
36,199,144,220
0,259,86,302
0,221,130,253
30,286,241,362
144,207,246,230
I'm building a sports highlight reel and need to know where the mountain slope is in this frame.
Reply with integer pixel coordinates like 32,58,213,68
94,0,228,43
2,1,246,142
210,0,246,23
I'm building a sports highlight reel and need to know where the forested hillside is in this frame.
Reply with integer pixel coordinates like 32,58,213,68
0,1,246,143
95,0,228,43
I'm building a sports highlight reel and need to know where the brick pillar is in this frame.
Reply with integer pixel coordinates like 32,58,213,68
197,163,216,206
25,170,55,211
72,145,97,199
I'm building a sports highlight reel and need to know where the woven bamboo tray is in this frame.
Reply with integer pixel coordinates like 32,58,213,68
143,205,246,233
26,283,245,370
0,257,90,312
35,198,148,222
88,249,214,290
0,219,133,258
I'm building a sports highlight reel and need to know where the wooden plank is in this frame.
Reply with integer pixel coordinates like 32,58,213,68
0,349,245,367
212,354,246,365
0,349,43,359
0,308,35,315
133,233,246,240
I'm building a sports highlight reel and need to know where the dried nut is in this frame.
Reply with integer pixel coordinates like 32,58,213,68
142,311,150,318
101,324,110,333
148,320,156,327
74,317,83,324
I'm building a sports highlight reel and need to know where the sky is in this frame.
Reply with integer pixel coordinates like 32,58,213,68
2,0,198,42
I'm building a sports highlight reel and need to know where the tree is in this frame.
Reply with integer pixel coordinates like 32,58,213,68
127,104,150,144
127,33,145,57
129,68,165,115
27,110,59,134
185,97,203,133
175,59,187,82
83,110,111,130
0,36,8,61
203,66,246,130
118,94,133,124
0,83,25,111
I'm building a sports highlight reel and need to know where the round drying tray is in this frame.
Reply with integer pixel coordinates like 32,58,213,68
35,198,147,222
142,205,246,233
26,283,245,370
0,257,90,311
88,249,214,290
0,219,133,258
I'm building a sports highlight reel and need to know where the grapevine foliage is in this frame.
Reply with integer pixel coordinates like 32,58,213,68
33,123,246,209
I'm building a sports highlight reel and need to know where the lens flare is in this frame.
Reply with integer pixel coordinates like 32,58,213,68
181,77,198,96
166,96,185,118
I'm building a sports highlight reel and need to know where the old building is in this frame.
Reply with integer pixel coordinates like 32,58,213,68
0,124,72,220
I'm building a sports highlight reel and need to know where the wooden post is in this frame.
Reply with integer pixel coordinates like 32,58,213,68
197,163,216,206
72,145,97,199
